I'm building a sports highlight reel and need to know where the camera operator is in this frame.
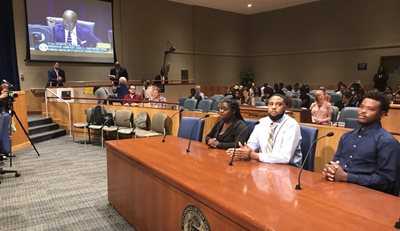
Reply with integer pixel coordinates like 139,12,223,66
0,83,11,160
0,83,10,112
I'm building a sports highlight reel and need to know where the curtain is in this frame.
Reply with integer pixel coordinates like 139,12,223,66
0,0,20,90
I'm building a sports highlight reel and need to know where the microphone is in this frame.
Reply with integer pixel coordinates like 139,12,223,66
162,109,184,143
74,32,87,46
186,114,210,153
228,121,260,166
295,131,334,190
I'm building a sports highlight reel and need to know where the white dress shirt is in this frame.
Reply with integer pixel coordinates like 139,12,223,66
247,114,302,167
64,27,78,45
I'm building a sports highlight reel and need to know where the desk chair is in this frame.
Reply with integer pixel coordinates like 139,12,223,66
336,107,359,126
300,125,318,171
135,113,168,138
72,108,92,145
183,99,197,110
178,117,205,142
88,107,115,147
194,99,213,112
102,110,133,140
244,119,258,137
344,118,361,130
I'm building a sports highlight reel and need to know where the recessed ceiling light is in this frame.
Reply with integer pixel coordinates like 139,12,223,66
247,4,252,8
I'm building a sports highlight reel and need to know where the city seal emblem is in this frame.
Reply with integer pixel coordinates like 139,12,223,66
181,205,211,231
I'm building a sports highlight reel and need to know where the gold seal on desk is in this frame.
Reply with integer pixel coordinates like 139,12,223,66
181,205,211,231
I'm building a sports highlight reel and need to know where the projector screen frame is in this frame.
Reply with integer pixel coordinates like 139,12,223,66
24,0,116,64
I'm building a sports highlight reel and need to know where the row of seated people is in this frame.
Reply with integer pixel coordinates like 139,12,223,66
73,91,399,196
222,80,400,110
203,81,399,128
94,78,167,108
202,93,399,196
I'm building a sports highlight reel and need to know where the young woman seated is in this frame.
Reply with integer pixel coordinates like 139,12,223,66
205,100,248,149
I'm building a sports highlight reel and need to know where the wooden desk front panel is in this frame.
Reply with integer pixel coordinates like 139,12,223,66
107,137,400,231
12,91,29,150
108,148,249,231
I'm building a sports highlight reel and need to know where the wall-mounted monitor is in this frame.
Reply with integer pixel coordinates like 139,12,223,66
25,0,114,63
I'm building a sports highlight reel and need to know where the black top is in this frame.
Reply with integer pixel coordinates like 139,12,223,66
373,72,389,92
205,118,248,150
300,94,311,108
155,74,168,84
0,99,10,113
110,67,129,86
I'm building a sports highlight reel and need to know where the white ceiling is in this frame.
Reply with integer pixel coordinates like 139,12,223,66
167,0,319,15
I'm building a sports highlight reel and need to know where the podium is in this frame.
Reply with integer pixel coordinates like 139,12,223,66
106,137,400,230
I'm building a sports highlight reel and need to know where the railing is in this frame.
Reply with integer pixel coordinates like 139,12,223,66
45,96,180,110
53,79,197,88
45,88,72,137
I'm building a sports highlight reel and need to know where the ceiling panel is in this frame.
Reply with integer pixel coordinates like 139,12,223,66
168,0,319,15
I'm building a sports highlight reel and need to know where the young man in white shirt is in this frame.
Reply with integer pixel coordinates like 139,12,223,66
227,94,302,167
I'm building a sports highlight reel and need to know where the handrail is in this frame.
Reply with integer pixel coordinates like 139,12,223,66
45,88,72,137
52,79,197,88
46,96,180,109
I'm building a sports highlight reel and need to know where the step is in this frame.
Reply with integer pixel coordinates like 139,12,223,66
29,123,60,135
29,129,67,143
28,117,53,127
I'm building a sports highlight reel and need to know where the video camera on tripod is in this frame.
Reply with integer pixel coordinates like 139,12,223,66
1,80,17,102
7,91,18,100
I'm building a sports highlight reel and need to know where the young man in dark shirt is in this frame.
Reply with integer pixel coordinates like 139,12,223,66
323,91,400,196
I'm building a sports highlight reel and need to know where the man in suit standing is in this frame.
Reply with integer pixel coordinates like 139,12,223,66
47,62,66,87
110,62,129,86
154,67,168,85
53,10,101,47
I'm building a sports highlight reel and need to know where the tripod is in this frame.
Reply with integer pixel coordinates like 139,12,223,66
0,97,40,183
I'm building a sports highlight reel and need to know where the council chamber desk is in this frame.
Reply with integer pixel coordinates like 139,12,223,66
107,137,399,230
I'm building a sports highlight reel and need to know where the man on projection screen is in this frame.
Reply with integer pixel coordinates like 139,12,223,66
53,10,101,47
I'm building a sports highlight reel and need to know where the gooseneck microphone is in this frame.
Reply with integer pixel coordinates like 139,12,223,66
228,121,260,166
162,109,184,143
295,131,334,190
186,114,210,153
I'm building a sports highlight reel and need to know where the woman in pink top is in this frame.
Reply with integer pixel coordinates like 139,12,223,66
310,90,333,125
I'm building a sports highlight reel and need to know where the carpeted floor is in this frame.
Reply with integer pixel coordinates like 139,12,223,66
0,136,134,231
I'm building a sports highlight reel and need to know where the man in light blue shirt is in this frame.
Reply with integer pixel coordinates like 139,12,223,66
228,94,302,167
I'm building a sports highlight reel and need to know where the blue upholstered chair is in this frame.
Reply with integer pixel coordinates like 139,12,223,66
331,105,339,123
255,101,266,107
345,118,361,130
178,117,205,142
195,99,213,112
178,97,187,108
210,99,223,113
244,119,258,137
183,99,197,110
329,93,342,105
209,94,224,101
300,125,319,171
291,98,302,109
337,107,359,126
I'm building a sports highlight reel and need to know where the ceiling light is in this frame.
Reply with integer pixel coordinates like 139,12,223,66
247,4,252,8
